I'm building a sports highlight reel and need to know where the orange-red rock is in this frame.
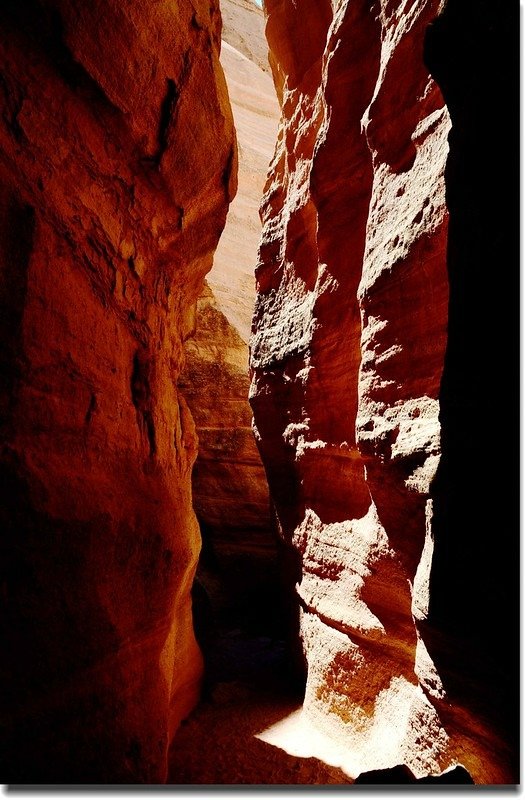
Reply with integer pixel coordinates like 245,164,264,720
251,0,516,784
0,0,235,783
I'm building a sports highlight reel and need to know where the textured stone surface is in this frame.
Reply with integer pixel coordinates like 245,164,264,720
221,0,270,74
0,0,235,783
179,3,280,634
250,0,516,784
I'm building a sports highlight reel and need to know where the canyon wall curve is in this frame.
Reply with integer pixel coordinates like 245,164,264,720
0,0,518,786
250,0,518,783
0,0,236,783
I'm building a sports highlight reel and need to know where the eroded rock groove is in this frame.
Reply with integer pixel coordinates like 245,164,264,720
249,0,518,784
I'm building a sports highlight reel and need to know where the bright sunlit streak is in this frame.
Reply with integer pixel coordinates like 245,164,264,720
255,707,359,778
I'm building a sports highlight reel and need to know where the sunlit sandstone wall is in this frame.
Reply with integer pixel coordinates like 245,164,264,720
250,0,515,783
0,0,235,783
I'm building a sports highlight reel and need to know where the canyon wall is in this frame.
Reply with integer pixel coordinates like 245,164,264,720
221,0,270,74
179,0,280,636
0,0,235,783
251,0,517,783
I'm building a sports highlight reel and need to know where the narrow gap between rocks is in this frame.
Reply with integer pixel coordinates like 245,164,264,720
168,0,345,784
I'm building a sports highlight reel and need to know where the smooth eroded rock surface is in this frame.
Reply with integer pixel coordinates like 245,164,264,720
0,0,235,782
250,0,516,784
221,0,271,74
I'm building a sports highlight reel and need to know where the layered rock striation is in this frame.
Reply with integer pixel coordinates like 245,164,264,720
221,0,271,74
0,0,235,783
179,1,280,635
251,0,516,783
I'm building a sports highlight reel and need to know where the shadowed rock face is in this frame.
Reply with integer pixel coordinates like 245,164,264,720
424,0,519,781
0,0,235,783
354,764,474,784
251,0,517,784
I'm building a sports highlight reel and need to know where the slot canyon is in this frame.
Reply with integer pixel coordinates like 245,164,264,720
0,0,518,788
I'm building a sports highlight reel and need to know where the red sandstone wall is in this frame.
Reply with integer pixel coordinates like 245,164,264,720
0,0,235,782
251,0,513,783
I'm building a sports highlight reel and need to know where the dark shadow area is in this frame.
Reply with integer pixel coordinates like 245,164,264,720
424,0,519,779
191,513,306,696
0,0,123,122
0,186,34,421
354,764,474,785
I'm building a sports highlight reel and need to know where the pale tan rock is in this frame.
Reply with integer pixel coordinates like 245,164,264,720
221,0,271,74
180,4,280,591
